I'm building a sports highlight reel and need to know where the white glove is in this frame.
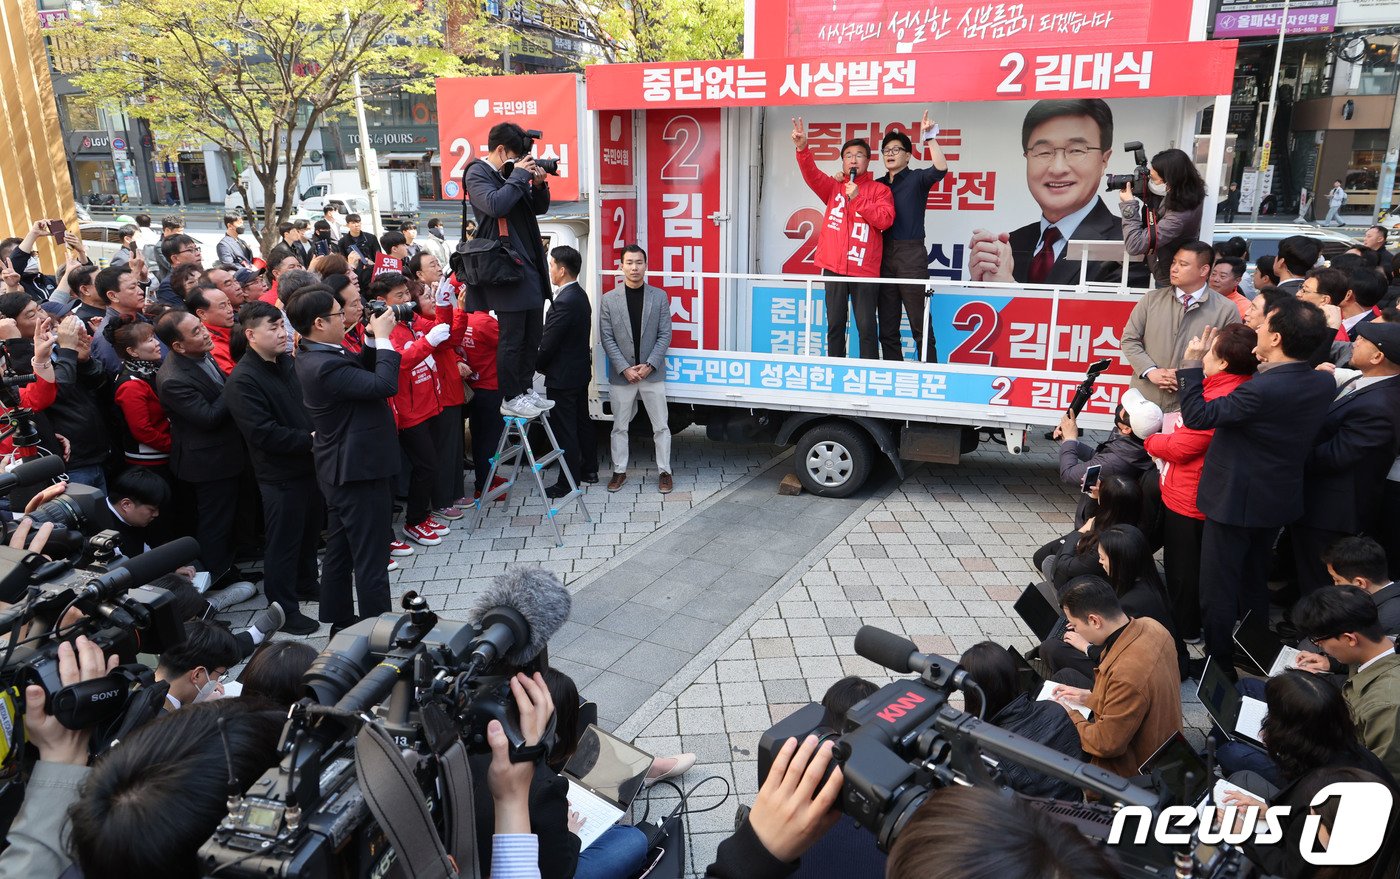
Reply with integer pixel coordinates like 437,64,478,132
425,323,451,347
435,279,454,308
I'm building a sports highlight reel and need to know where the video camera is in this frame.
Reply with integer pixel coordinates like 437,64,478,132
199,568,572,878
1105,140,1149,193
521,129,560,176
758,626,1251,878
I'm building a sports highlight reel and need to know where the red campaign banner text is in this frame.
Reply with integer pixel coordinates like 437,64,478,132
934,295,1138,376
436,74,580,201
599,111,635,188
750,0,1194,58
373,253,402,278
645,109,721,351
584,41,1237,110
598,197,638,273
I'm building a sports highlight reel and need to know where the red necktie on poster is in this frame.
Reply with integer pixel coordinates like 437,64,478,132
1028,226,1061,284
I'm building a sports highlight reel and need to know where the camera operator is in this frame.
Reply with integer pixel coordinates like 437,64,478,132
223,300,322,636
480,671,559,877
289,287,400,633
0,635,115,878
1118,148,1205,288
463,122,554,419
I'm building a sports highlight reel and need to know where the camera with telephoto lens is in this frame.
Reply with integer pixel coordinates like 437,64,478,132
364,299,418,323
757,626,1250,879
199,569,571,879
521,129,560,176
1105,140,1148,192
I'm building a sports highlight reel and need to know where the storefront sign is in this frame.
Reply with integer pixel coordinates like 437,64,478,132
585,42,1237,110
1336,0,1400,26
1214,0,1337,37
70,131,112,153
436,73,581,201
340,126,437,153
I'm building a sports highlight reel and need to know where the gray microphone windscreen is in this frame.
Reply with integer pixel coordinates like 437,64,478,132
468,566,572,665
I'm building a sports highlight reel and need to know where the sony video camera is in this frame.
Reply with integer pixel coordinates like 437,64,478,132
522,129,560,176
1105,140,1149,194
758,626,1249,878
199,569,571,878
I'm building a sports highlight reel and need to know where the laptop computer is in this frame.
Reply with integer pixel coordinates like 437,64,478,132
1194,658,1268,749
1014,582,1062,641
1007,645,1043,696
1233,611,1302,678
1137,731,1264,823
562,724,655,851
1138,731,1211,806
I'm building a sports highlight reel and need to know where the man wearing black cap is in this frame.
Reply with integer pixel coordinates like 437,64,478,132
1292,320,1400,591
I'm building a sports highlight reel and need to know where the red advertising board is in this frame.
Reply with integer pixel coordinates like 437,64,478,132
436,74,580,201
645,109,722,351
750,0,1195,58
598,111,635,187
585,41,1236,110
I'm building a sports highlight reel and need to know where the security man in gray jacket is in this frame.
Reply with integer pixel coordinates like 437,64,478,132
599,244,673,494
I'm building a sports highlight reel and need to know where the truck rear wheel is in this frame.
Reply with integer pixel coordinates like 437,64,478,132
794,422,873,498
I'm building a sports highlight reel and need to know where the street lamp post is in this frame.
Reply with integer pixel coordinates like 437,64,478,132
1251,0,1291,223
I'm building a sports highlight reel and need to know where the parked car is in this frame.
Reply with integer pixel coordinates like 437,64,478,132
1212,222,1363,262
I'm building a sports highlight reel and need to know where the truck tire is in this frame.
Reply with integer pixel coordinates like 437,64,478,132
794,422,873,498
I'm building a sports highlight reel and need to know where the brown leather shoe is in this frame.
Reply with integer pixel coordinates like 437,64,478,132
607,472,627,492
658,472,673,494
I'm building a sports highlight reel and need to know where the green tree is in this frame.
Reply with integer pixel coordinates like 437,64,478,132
54,0,502,250
565,0,743,63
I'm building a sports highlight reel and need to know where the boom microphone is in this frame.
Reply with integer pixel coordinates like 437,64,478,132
0,455,65,493
80,536,201,602
855,625,969,690
466,566,571,668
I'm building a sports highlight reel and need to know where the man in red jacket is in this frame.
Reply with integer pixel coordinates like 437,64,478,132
792,117,895,359
188,286,236,374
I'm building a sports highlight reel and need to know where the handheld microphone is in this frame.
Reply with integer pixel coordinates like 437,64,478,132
466,566,571,668
80,536,200,602
848,168,858,183
855,625,968,691
0,455,64,494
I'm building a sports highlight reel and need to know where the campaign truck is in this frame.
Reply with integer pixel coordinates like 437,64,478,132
436,0,1239,497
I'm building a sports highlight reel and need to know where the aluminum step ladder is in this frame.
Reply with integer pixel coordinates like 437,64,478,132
470,410,590,546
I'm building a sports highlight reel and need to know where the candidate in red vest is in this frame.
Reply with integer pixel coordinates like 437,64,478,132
792,117,895,360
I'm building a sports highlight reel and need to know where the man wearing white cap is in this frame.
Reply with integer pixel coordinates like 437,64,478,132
1052,389,1163,528
1120,241,1241,413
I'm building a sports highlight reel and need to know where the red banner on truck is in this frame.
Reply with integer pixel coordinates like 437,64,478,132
436,74,581,201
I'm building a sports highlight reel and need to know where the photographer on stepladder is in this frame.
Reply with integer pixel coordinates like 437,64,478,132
461,122,556,420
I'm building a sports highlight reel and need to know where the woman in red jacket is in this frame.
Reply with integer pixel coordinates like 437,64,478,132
1144,322,1257,641
369,271,448,547
110,321,172,470
408,252,472,516
0,314,58,461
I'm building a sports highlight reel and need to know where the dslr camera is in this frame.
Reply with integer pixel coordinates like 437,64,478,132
522,129,560,176
364,299,418,323
1105,140,1149,193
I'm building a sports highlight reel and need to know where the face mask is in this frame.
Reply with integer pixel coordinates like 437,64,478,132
193,668,225,703
235,226,244,235
1148,180,1168,197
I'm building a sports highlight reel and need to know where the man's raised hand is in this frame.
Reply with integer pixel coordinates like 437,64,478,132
790,117,807,151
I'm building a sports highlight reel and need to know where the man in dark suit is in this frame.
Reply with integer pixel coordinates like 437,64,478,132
1178,297,1337,676
538,245,597,497
154,311,248,586
463,122,553,419
88,466,171,560
1339,268,1387,342
1291,321,1400,592
968,99,1126,287
288,289,401,632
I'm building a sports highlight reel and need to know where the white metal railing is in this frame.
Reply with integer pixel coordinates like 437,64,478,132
596,267,1140,376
